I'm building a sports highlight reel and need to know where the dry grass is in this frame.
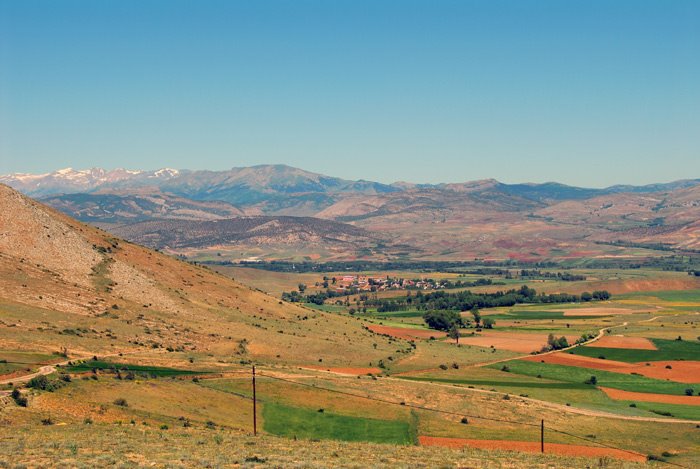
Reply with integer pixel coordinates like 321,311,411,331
0,423,647,468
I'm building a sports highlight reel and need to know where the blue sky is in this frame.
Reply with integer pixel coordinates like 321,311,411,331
0,0,698,187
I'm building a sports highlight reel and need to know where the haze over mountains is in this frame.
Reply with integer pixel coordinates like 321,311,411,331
2,165,699,261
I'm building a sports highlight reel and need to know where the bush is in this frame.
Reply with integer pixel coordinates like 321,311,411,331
113,398,128,407
460,417,469,424
685,388,694,396
27,375,49,390
501,365,510,372
11,388,28,407
584,376,597,385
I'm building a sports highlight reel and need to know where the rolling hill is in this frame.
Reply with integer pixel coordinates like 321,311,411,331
105,215,391,254
41,190,244,223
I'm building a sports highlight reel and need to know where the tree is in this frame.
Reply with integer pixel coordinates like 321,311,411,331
581,291,593,302
423,310,461,331
298,283,307,293
592,290,611,300
482,317,495,329
448,324,460,344
471,308,482,327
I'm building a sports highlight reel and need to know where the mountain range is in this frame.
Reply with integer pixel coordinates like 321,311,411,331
2,165,699,261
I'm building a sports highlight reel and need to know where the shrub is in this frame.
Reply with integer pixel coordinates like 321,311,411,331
41,417,54,425
27,375,49,390
113,398,128,407
11,388,28,407
460,417,469,424
584,376,597,385
685,388,694,396
501,365,510,372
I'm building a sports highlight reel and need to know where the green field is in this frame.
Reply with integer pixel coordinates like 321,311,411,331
262,402,413,445
489,360,694,395
569,338,700,362
65,360,207,377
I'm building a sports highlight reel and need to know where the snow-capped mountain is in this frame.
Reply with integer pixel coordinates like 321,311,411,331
0,167,180,196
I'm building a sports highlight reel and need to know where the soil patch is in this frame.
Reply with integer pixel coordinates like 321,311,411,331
600,387,700,406
561,307,635,317
587,336,657,350
418,436,646,462
366,324,446,340
301,365,382,375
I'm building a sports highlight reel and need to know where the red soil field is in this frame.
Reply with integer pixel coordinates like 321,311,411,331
600,387,700,406
301,365,381,375
365,324,446,340
561,307,636,317
586,336,657,350
521,354,700,383
418,436,646,462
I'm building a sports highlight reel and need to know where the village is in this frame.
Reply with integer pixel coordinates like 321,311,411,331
313,275,494,294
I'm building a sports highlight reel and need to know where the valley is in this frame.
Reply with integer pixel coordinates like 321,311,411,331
1,182,699,467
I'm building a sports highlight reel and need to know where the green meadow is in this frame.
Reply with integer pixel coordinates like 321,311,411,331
488,360,693,395
262,402,413,445
569,338,700,362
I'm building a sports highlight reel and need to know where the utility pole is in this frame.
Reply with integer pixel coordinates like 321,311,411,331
540,419,544,453
252,365,257,436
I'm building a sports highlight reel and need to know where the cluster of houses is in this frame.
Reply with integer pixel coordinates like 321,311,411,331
329,275,445,293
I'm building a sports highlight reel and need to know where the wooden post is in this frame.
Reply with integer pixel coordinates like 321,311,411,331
540,419,544,453
252,365,257,436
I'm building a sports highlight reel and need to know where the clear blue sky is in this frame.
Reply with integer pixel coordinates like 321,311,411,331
1,0,698,187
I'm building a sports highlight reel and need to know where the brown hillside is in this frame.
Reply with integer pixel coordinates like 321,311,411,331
0,184,399,365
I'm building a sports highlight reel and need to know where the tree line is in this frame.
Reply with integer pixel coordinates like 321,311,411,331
372,286,611,313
